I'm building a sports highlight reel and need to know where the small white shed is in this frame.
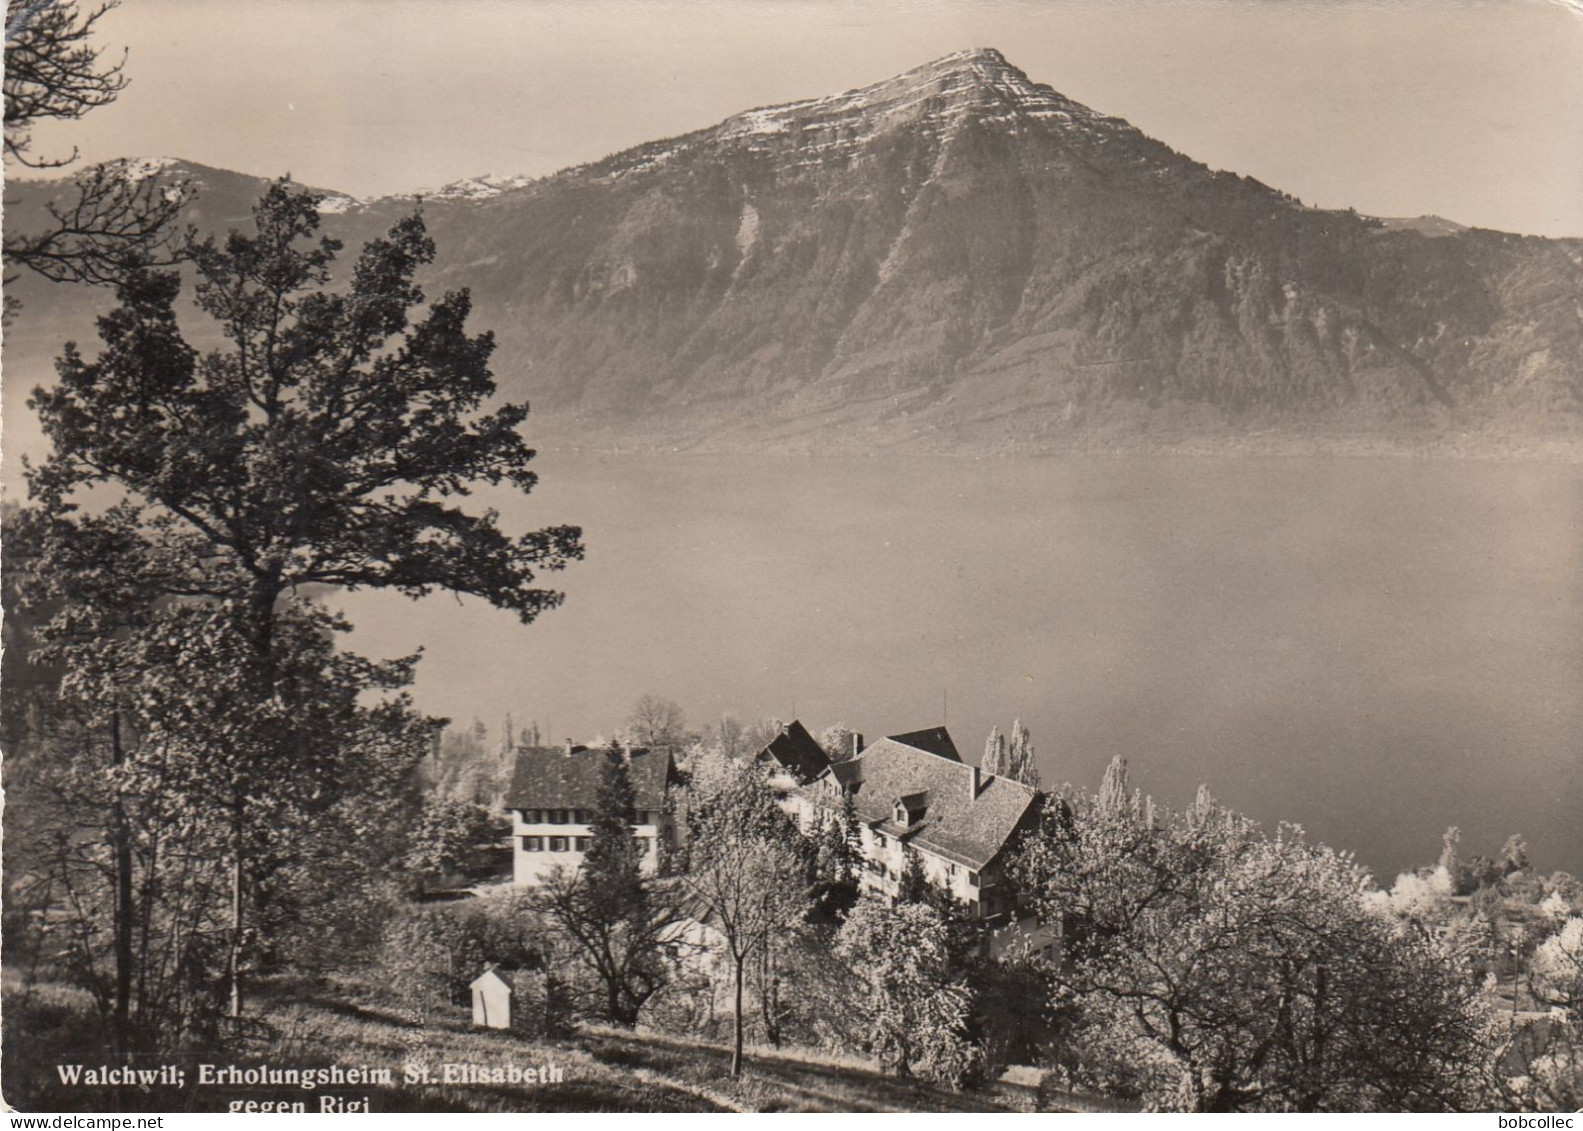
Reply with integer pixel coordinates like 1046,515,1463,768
470,966,513,1029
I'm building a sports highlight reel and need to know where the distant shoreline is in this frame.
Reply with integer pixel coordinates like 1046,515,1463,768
528,420,1583,466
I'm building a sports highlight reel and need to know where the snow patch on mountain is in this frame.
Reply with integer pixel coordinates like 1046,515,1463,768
580,46,1148,187
314,192,362,215
114,156,181,182
395,172,536,202
724,108,795,138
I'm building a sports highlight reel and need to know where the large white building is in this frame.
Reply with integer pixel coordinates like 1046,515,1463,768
503,742,676,885
762,722,1058,958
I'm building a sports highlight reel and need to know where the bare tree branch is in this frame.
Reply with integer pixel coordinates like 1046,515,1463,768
5,0,124,167
6,160,192,285
4,2,192,289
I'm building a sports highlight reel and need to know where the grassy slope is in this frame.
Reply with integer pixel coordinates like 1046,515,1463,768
3,982,1034,1113
570,1024,1031,1113
284,995,1031,1114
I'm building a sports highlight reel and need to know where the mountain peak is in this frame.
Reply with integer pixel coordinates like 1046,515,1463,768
692,45,1106,161
847,46,1054,110
915,46,1019,80
925,46,1012,70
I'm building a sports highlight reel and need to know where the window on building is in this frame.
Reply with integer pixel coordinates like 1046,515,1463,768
550,810,569,824
575,837,590,851
522,836,542,852
634,809,648,825
968,871,980,888
520,809,540,824
573,809,589,823
549,836,568,852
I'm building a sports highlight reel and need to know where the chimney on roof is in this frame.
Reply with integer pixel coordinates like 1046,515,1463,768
564,739,575,757
852,732,865,759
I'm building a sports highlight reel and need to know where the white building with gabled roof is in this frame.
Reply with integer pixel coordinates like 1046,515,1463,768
503,742,676,885
763,722,1058,958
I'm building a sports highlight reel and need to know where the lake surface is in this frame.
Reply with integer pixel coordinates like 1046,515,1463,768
341,451,1583,881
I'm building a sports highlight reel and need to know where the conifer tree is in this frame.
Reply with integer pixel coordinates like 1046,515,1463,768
1501,834,1530,876
815,811,858,890
538,744,678,1025
898,845,932,904
585,742,641,901
1440,826,1462,876
1097,756,1133,820
841,790,864,868
982,726,1006,776
1186,783,1218,831
499,712,516,761
1006,718,1039,787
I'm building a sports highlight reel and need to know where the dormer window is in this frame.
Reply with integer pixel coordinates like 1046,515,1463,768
894,791,930,827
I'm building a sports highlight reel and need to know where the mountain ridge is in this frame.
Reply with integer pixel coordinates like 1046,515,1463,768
4,49,1580,456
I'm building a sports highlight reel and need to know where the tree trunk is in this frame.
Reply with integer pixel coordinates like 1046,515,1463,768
135,826,159,1051
731,952,745,1078
248,576,278,658
227,790,245,1021
758,940,782,1048
227,575,275,1025
110,712,133,1056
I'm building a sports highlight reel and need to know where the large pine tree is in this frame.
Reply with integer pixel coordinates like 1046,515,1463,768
16,180,582,1027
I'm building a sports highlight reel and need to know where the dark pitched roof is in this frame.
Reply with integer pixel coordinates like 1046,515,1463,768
757,719,831,784
807,737,1039,870
829,760,864,789
887,727,962,762
504,745,673,811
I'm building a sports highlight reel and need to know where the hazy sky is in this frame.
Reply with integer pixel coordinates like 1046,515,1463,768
16,0,1583,237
